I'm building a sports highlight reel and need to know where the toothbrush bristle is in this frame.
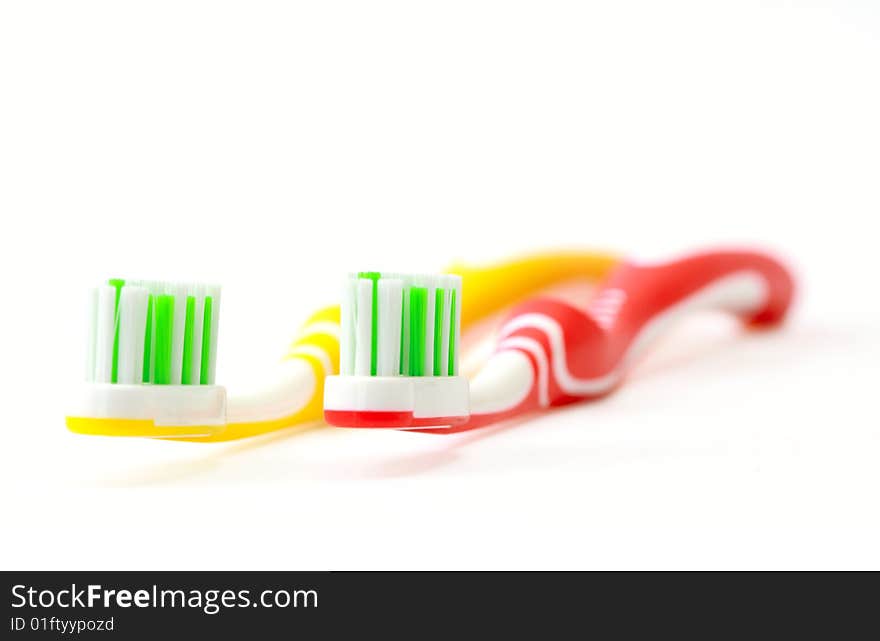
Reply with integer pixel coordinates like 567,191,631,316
339,272,462,378
85,279,221,386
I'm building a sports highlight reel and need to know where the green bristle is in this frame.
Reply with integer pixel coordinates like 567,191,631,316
358,272,381,376
108,278,125,383
408,287,427,376
200,296,213,385
142,294,154,383
154,294,175,384
433,288,445,376
181,295,196,384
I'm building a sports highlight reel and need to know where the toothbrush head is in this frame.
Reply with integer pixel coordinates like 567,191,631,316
323,272,469,429
66,279,226,438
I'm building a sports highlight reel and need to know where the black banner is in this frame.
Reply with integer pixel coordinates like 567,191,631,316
1,571,874,638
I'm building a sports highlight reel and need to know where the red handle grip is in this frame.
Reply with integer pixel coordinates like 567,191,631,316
593,249,795,371
419,248,795,434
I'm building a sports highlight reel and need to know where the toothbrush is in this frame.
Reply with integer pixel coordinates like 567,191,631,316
68,250,620,441
66,281,345,440
324,273,470,428
323,249,795,432
67,280,227,439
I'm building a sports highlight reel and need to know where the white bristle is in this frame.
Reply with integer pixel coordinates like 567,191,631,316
85,288,98,382
205,285,221,384
438,286,452,376
94,285,116,383
130,288,148,382
169,283,187,385
354,278,373,376
116,286,148,384
400,282,411,375
340,278,356,376
423,276,436,377
377,279,402,376
189,284,205,385
450,276,462,375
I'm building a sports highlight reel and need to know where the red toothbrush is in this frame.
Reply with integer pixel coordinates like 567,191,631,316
324,250,795,432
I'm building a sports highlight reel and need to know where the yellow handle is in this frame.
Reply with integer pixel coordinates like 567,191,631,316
450,250,620,327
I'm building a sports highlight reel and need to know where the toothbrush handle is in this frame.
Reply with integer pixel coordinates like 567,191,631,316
421,248,795,434
606,249,794,332
586,249,795,374
448,250,620,327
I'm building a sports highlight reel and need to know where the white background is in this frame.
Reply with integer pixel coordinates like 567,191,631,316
1,1,878,569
